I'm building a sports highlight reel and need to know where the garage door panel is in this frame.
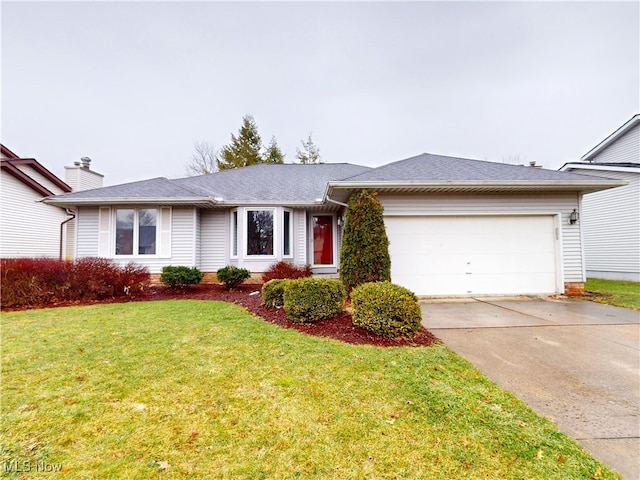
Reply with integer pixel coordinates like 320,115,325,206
385,215,558,296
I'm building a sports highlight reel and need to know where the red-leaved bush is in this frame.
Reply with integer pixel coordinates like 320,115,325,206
1,257,150,309
262,261,312,283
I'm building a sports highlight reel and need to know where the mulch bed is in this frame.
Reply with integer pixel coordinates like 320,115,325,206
5,283,440,347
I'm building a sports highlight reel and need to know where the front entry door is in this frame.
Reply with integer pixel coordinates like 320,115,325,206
312,215,334,266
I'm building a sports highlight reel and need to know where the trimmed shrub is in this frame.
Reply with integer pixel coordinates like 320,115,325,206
262,261,311,283
283,277,346,323
261,278,290,308
160,266,204,289
217,266,251,290
351,281,422,338
1,257,150,308
339,190,391,292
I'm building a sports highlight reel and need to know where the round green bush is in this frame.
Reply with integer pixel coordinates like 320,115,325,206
262,279,290,308
160,265,203,289
351,282,422,338
216,266,251,290
283,278,347,323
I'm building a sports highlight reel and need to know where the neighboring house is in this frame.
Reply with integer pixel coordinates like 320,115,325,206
1,145,72,258
560,114,640,282
0,145,104,259
44,153,623,296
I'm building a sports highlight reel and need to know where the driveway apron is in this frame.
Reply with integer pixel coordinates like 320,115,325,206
421,297,640,479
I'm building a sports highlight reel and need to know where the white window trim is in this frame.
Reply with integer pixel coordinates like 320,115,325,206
113,207,168,258
283,208,293,259
245,207,277,258
230,209,239,259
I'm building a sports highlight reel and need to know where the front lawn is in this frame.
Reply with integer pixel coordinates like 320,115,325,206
1,301,620,479
585,278,640,310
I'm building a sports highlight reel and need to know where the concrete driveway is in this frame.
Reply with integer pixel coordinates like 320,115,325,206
421,297,639,479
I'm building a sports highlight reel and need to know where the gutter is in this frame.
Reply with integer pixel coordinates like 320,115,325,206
324,179,626,197
59,209,76,260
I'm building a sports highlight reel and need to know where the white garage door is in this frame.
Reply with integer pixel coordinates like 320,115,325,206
385,215,559,296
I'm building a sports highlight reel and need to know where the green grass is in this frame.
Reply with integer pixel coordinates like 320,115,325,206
585,278,640,310
1,301,620,479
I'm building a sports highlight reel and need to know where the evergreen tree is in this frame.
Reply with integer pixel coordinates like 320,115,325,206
296,133,322,164
264,136,285,164
339,190,391,291
217,115,264,170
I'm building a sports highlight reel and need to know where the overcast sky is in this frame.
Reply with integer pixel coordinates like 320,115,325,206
2,1,638,186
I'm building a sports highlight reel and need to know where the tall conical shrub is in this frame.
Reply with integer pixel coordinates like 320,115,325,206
339,190,391,291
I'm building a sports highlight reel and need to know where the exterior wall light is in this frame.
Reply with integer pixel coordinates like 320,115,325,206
569,209,579,225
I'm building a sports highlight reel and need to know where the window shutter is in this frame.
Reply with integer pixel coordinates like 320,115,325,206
160,207,172,257
98,207,111,257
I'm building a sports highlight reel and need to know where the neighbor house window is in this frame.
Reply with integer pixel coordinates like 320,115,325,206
247,209,274,256
283,210,292,257
115,208,157,255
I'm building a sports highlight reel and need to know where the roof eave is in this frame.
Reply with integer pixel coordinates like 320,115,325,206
324,180,626,198
580,114,640,161
560,163,640,174
42,197,326,209
42,197,216,208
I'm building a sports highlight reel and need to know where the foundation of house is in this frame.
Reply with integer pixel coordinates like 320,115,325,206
563,282,585,296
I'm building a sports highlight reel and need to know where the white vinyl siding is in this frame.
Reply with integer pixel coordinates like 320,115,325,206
76,207,100,257
294,209,307,266
378,193,583,284
13,165,67,194
167,207,196,269
0,171,68,258
64,166,104,191
587,123,640,164
200,210,226,271
571,169,640,280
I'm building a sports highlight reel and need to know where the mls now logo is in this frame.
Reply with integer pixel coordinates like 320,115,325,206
3,459,63,473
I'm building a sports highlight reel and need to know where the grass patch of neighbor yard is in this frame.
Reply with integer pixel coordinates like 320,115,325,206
585,278,640,310
1,300,621,479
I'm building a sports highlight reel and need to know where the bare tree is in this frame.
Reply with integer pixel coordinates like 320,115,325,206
186,141,218,176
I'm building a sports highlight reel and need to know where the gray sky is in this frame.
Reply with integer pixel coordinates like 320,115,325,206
2,1,638,186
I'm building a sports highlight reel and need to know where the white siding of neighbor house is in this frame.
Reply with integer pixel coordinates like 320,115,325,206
0,170,69,258
75,206,197,273
568,169,640,281
377,193,584,284
14,165,66,194
587,122,640,164
199,210,226,272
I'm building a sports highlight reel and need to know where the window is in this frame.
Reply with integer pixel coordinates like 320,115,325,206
115,208,157,255
283,210,292,257
231,210,238,257
247,209,274,256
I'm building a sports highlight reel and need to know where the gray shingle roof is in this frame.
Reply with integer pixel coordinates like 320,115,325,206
172,163,372,202
342,153,616,182
44,154,624,207
44,163,372,206
46,177,209,201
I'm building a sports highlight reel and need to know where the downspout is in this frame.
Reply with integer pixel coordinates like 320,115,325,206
59,209,76,260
